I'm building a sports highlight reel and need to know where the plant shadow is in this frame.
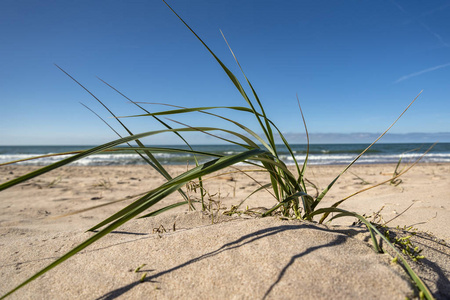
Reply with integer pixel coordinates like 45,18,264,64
96,223,351,300
262,234,347,299
331,224,450,299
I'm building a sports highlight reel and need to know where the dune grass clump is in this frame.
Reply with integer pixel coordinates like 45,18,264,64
0,2,435,299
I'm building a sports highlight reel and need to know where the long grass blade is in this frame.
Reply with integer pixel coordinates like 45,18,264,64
0,130,167,192
97,77,205,167
233,183,274,211
121,105,254,117
87,148,267,231
368,226,434,299
0,126,260,192
162,0,277,157
147,103,301,203
261,191,310,217
309,207,434,299
56,65,201,210
0,146,222,168
1,148,267,299
128,102,307,170
123,103,275,155
220,30,276,153
309,91,422,213
56,65,184,185
318,143,436,224
0,150,85,167
296,94,309,187
311,207,381,253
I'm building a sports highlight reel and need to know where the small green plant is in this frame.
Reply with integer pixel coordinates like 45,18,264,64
46,176,62,188
139,273,147,283
354,207,425,263
134,264,147,273
384,226,425,262
0,1,435,299
350,171,371,185
93,178,112,190
390,147,423,186
186,179,224,223
391,157,404,186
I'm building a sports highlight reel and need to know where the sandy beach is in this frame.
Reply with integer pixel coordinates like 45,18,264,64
0,163,449,299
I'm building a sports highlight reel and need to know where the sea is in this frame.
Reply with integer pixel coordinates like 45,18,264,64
1,143,449,167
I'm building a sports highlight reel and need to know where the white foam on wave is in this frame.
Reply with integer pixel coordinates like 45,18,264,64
280,152,450,165
2,151,450,166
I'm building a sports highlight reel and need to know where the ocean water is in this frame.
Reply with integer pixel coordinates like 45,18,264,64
0,143,449,166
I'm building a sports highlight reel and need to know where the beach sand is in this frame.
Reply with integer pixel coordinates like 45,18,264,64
0,163,449,299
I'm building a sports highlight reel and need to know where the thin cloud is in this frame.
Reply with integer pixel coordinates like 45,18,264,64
419,22,450,48
395,63,450,83
420,3,450,18
390,0,407,14
391,1,450,48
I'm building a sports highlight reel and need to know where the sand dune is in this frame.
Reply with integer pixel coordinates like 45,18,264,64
0,164,449,299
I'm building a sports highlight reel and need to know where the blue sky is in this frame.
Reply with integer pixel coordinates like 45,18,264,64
1,0,449,145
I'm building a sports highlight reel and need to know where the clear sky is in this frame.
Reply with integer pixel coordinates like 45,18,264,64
1,0,449,145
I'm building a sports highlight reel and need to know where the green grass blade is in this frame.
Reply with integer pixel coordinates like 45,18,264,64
120,105,254,117
318,143,436,224
365,223,434,299
140,105,272,153
310,91,422,212
232,183,274,211
87,148,267,231
218,34,307,217
78,104,188,209
166,119,259,149
0,126,261,192
79,102,160,170
123,103,276,155
82,83,191,207
0,150,85,166
311,207,382,253
56,65,188,187
251,157,293,178
296,94,310,190
220,30,276,152
127,102,306,166
112,146,223,158
309,207,434,299
1,148,267,299
162,0,276,154
261,191,310,217
0,130,170,192
0,182,182,300
97,78,212,168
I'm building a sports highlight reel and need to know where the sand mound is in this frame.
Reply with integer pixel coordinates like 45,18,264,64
1,164,450,299
2,211,449,299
